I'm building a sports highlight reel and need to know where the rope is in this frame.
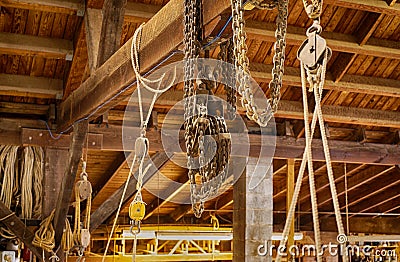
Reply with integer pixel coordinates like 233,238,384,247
62,218,74,253
344,163,349,235
21,147,34,219
0,146,18,209
33,210,56,253
32,147,44,219
102,154,137,262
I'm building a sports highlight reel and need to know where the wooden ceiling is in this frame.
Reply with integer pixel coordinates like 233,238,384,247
0,0,399,237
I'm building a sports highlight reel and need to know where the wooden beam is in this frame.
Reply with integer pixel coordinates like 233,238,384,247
97,0,127,67
385,0,398,7
3,0,399,17
89,152,169,231
4,125,400,165
246,21,400,60
53,120,88,248
57,0,232,131
0,102,49,115
323,0,400,16
0,32,73,60
275,100,400,129
84,8,103,74
0,74,63,99
0,201,43,258
43,148,68,218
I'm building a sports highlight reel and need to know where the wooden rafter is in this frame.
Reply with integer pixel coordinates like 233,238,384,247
53,120,88,248
0,32,73,60
0,74,63,99
0,201,43,258
301,166,396,213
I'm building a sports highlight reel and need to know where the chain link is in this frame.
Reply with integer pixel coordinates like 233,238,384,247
248,0,278,10
231,0,288,126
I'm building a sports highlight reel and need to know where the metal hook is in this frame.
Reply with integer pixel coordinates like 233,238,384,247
130,221,141,235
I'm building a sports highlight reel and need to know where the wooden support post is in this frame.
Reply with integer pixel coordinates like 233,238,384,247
0,201,43,258
43,148,68,218
286,159,295,260
233,157,273,262
53,120,88,248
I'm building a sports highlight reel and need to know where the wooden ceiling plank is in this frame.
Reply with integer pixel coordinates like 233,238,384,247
356,13,385,45
0,32,73,60
0,74,63,99
0,201,43,258
89,152,170,231
0,0,82,15
57,0,232,132
246,21,400,60
53,120,88,249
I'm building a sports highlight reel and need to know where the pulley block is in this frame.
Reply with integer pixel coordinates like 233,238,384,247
135,136,149,159
129,201,146,221
78,180,92,200
80,229,91,248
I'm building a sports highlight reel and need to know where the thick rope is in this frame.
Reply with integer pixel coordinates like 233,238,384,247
33,210,56,253
32,147,44,219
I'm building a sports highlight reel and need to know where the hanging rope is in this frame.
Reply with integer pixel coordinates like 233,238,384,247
32,147,44,219
32,210,56,254
276,3,348,261
103,21,174,262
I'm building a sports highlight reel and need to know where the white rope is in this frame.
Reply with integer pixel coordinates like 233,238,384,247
301,61,322,262
277,49,348,262
344,163,349,235
102,154,137,262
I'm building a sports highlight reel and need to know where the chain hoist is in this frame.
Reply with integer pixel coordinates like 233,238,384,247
73,161,92,255
183,0,232,218
275,3,348,262
231,0,288,126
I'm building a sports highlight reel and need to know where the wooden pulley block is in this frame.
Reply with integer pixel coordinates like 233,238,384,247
80,229,91,248
297,29,326,69
129,201,146,221
78,180,92,200
135,136,149,159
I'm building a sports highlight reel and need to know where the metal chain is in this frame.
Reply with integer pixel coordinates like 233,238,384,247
231,0,289,127
269,0,289,113
183,0,231,218
302,0,323,19
218,39,237,120
248,0,278,10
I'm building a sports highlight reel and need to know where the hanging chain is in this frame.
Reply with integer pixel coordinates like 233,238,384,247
302,0,323,19
218,39,237,120
183,0,231,218
231,0,289,126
